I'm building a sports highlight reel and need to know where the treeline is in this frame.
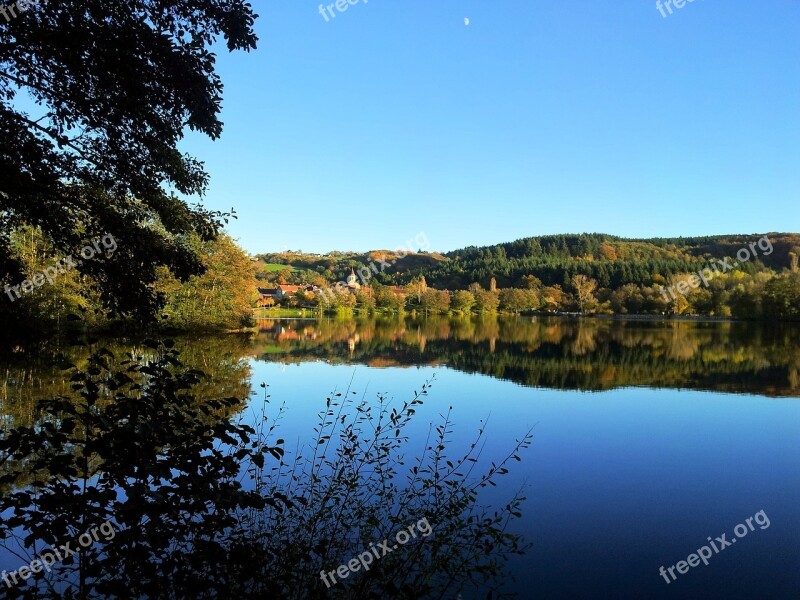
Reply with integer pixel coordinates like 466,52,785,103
258,233,800,320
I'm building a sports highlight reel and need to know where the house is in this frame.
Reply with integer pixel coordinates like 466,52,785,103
276,284,304,298
257,288,279,306
259,285,317,305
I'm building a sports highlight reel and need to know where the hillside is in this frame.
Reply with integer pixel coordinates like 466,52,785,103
257,233,800,290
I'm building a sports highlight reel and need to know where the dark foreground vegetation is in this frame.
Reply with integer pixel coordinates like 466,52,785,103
0,342,531,599
1,0,260,336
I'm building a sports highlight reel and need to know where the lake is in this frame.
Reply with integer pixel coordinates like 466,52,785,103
1,315,799,599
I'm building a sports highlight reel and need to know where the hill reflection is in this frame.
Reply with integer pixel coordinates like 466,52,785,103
251,316,800,397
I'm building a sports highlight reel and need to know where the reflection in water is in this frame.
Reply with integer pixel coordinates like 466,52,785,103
3,316,797,431
0,341,531,599
252,316,800,397
1,316,798,598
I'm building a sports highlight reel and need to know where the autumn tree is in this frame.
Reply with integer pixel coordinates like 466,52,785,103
375,286,405,312
405,276,428,304
451,290,476,313
3,226,93,329
355,290,377,312
420,289,451,315
499,289,539,313
542,285,566,312
599,243,618,261
520,275,542,290
763,273,800,320
473,289,500,313
157,234,259,329
661,275,695,316
571,274,598,313
331,291,357,311
609,284,644,314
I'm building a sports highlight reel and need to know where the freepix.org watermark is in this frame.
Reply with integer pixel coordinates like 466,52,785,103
0,0,46,23
318,0,368,22
659,236,772,304
658,509,770,584
2,521,117,588
319,518,433,588
656,0,699,19
4,234,118,302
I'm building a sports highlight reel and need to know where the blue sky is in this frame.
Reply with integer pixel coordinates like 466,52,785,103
180,0,800,255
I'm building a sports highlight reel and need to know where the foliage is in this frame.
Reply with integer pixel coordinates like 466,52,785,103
0,343,532,599
763,273,800,320
258,233,800,320
498,289,539,313
419,289,451,315
570,274,598,313
374,286,406,312
354,290,376,312
1,0,258,323
473,288,500,313
157,234,259,329
2,228,259,333
451,290,476,313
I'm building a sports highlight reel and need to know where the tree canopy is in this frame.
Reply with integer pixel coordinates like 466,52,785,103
1,0,258,323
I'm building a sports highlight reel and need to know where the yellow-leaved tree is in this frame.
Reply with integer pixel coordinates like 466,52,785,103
157,234,259,329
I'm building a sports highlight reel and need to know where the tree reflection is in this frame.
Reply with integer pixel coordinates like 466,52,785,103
252,316,800,396
0,343,531,599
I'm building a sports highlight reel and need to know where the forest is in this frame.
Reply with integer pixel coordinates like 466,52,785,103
258,233,800,320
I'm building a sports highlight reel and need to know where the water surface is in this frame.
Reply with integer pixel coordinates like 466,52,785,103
1,316,798,598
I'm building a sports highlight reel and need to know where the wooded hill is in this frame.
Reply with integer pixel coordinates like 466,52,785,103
257,233,800,290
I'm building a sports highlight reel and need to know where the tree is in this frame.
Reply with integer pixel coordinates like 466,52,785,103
609,284,644,314
473,289,500,313
405,276,428,304
451,290,476,313
158,234,259,328
599,243,617,261
420,289,451,315
763,273,800,320
3,225,92,328
375,286,405,312
520,275,542,290
542,285,566,312
331,290,357,311
571,274,598,313
499,288,538,313
355,289,376,312
1,0,258,324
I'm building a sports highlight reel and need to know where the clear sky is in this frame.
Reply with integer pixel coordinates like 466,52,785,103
179,0,800,255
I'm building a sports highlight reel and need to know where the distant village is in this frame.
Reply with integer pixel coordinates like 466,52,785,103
257,270,406,307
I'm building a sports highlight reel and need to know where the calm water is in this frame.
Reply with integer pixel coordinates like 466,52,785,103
2,316,799,598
